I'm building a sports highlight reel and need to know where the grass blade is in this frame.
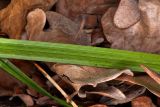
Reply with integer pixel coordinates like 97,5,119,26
0,38,160,72
0,59,71,107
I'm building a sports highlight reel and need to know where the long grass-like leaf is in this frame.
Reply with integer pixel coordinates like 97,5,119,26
0,38,160,72
0,59,71,107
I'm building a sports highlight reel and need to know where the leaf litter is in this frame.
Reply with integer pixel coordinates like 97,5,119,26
0,0,160,106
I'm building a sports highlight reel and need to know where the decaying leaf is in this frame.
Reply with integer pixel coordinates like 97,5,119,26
52,64,133,98
116,74,160,97
53,64,133,86
27,9,91,45
0,0,57,39
113,0,140,28
100,85,146,105
102,0,160,53
84,86,126,100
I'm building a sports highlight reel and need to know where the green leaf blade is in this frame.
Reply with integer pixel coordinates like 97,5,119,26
0,38,160,72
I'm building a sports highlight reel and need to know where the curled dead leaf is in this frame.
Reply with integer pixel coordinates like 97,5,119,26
100,85,146,105
116,74,160,97
53,64,133,86
52,64,133,99
27,9,91,45
85,86,126,100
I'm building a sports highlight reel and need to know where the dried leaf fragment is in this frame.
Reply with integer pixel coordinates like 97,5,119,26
100,85,146,105
116,75,160,97
53,64,133,86
114,0,140,28
85,86,126,100
27,10,90,45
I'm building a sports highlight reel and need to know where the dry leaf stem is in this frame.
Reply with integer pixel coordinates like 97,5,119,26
34,63,78,107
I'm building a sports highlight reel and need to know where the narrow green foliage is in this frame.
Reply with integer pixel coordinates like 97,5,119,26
0,38,160,72
0,59,71,107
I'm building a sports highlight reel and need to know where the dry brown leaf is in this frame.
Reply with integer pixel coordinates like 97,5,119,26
100,85,146,105
0,0,57,39
27,9,90,45
102,0,160,53
53,64,133,86
85,86,126,100
113,0,140,28
52,64,133,98
116,74,160,97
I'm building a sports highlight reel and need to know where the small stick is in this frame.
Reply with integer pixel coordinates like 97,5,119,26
140,64,160,84
34,63,78,107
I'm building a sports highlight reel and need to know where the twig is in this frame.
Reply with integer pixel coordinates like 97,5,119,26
34,63,78,107
140,65,160,84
